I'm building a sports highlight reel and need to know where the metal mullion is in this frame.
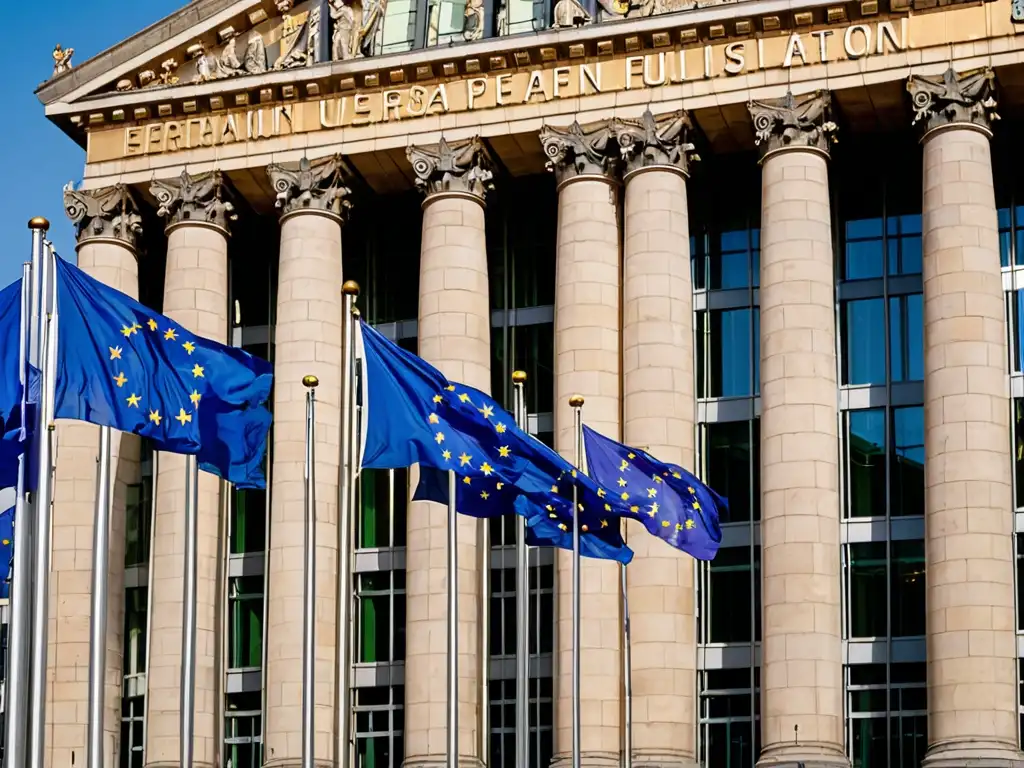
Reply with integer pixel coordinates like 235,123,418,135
881,189,894,768
747,412,757,759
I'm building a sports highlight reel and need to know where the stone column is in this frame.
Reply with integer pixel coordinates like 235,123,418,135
540,120,623,768
49,185,144,768
908,68,1024,768
747,92,848,768
402,137,493,768
618,110,699,768
264,155,349,768
145,171,235,768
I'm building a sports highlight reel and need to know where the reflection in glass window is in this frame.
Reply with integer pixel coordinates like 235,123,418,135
997,205,1024,268
355,686,404,768
697,309,758,398
849,665,887,768
705,421,759,524
426,0,468,44
124,451,152,567
889,294,923,383
891,540,925,637
1007,290,1024,374
846,664,927,767
844,217,885,281
891,407,924,517
841,299,885,386
358,469,408,549
379,1,417,53
886,215,923,276
847,542,886,638
228,577,263,669
846,410,886,518
231,487,266,556
846,541,925,640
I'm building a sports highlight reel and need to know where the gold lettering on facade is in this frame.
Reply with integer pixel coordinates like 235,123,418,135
114,19,912,160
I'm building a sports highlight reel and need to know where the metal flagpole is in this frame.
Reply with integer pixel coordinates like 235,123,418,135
87,426,113,768
337,280,359,768
5,253,37,766
180,455,200,768
512,371,529,768
302,375,319,768
622,564,633,768
28,237,58,768
568,395,584,768
447,468,459,768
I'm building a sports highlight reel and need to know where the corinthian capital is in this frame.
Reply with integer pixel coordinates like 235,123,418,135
63,182,143,250
407,137,494,201
618,109,699,178
150,170,237,233
266,155,352,220
540,120,623,184
907,67,999,136
747,90,837,159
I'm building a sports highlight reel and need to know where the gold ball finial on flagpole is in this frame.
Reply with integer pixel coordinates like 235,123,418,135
352,308,361,318
512,370,527,384
342,280,360,296
568,394,584,408
28,216,50,231
302,375,319,388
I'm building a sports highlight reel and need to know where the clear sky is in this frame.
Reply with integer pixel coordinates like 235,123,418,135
0,1,186,286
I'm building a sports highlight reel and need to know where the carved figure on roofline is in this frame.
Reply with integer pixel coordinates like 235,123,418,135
330,0,357,60
52,44,74,77
354,0,387,57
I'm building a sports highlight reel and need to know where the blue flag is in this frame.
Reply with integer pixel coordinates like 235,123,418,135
0,279,34,489
0,506,12,599
53,257,273,487
582,426,724,561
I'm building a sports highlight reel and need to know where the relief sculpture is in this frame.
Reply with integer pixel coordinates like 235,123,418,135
329,0,357,60
354,0,388,57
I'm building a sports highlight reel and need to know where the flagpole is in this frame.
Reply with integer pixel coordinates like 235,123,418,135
568,395,584,768
337,281,359,768
447,468,459,768
28,236,58,768
512,370,529,768
87,426,113,768
302,375,319,768
180,454,200,768
4,253,37,766
621,564,633,768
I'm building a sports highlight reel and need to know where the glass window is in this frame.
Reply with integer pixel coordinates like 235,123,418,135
231,487,266,556
705,421,758,524
886,215,923,276
706,547,753,643
847,541,924,640
123,587,148,677
358,469,408,549
355,686,404,768
699,668,759,768
890,540,925,637
120,696,145,768
489,678,554,768
846,410,886,518
224,692,262,768
124,473,152,568
889,294,923,383
228,577,263,669
848,542,886,639
891,407,924,517
842,299,886,386
426,0,467,44
357,571,406,663
1016,401,1024,510
997,205,1024,268
490,323,554,416
844,217,885,281
1007,290,1024,374
698,309,758,398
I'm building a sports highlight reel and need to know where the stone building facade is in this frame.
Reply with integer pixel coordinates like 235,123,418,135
22,0,1024,766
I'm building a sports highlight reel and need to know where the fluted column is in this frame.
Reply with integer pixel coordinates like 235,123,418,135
145,171,235,768
618,110,699,768
49,185,144,768
541,120,623,768
264,155,350,767
907,68,1024,768
748,92,848,768
402,137,493,768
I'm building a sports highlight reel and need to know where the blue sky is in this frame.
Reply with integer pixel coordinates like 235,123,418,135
0,1,185,285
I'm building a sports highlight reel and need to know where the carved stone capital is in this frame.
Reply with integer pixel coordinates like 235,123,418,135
747,90,837,160
907,67,1000,138
618,109,699,179
266,155,352,220
540,119,624,185
63,182,143,250
150,170,237,233
407,137,494,201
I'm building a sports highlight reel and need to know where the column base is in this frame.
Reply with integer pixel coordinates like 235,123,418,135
263,760,334,768
145,762,216,768
923,739,1024,767
756,742,850,768
631,748,699,768
550,750,620,768
402,755,485,768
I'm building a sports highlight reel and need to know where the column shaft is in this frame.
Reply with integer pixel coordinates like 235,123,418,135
621,167,696,768
553,176,621,768
404,192,489,768
757,148,846,767
265,210,342,767
921,125,1021,766
145,223,229,768
49,240,140,768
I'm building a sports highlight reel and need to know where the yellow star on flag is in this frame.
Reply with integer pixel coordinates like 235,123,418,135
675,523,684,531
685,519,696,530
458,453,472,467
113,372,128,388
192,364,204,378
496,482,504,490
164,328,177,341
175,408,192,425
433,395,443,404
653,475,663,483
617,478,627,487
551,485,559,493
109,346,122,360
661,520,671,527
647,488,657,498
627,452,636,460
481,491,490,500
149,410,162,426
620,492,629,500
498,446,511,458
182,341,196,355
651,502,660,514
558,523,568,531
445,385,455,392
630,505,639,513
121,325,136,338
478,404,494,418
463,476,472,485
600,520,609,528
442,450,452,461
190,390,202,407
597,488,606,498
435,432,445,444
647,508,656,518
147,319,158,331
604,503,612,512
480,462,494,476
126,393,141,408
619,460,628,472
428,413,440,424
495,423,507,434
458,393,471,403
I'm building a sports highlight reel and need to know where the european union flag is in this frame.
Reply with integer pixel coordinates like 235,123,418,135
582,426,724,561
53,257,273,487
0,506,13,599
0,279,34,489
